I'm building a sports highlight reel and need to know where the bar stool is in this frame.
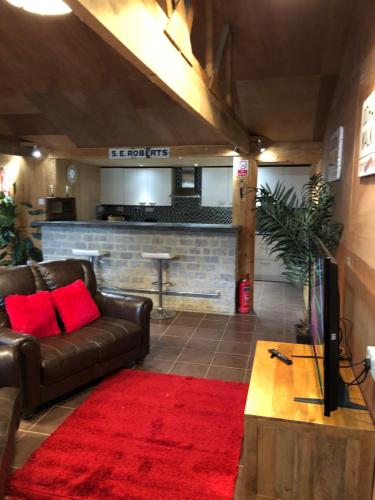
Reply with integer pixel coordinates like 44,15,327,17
142,252,176,320
72,249,110,287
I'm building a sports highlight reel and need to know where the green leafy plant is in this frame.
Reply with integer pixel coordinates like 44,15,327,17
0,192,43,266
255,173,343,288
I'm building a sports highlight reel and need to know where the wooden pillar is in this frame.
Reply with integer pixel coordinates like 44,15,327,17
232,156,257,310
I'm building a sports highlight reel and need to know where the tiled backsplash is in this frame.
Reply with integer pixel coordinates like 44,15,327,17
97,168,232,224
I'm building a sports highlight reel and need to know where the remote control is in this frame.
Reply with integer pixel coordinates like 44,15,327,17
268,348,293,365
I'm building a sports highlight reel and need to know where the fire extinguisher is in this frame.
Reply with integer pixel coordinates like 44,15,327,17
238,275,252,314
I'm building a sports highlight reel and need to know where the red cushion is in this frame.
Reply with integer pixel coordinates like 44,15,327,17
5,291,60,339
50,279,100,333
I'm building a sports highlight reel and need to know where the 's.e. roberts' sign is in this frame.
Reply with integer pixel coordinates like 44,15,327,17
233,157,249,177
359,90,375,177
109,147,170,159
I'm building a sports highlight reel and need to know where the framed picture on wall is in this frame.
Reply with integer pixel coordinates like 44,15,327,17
327,126,344,182
359,90,375,177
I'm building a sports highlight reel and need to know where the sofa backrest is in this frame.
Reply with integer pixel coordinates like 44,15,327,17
36,259,97,297
0,259,97,327
0,266,47,326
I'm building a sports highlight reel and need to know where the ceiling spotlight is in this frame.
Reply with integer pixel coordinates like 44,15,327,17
260,147,267,153
233,146,239,153
139,164,144,167
194,163,199,167
6,0,72,15
31,146,42,158
178,156,183,159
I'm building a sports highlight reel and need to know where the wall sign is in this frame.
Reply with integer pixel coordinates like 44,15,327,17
359,90,375,177
109,147,170,159
233,157,249,177
327,126,344,182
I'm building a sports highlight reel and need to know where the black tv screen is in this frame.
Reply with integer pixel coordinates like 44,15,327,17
310,242,340,417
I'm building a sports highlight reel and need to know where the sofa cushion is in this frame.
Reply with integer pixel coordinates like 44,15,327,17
40,335,98,385
73,317,140,362
37,259,97,297
5,291,60,339
50,280,100,333
39,317,140,384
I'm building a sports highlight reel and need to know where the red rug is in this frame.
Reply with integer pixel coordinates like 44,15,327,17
9,370,248,499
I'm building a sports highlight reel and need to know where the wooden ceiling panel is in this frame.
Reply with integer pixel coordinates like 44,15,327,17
0,114,58,136
219,0,354,80
28,89,223,148
236,77,321,141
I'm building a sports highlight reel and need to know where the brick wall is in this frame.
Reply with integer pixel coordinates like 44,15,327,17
41,225,238,314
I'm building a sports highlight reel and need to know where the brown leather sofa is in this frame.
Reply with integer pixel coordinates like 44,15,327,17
0,259,152,417
0,345,21,499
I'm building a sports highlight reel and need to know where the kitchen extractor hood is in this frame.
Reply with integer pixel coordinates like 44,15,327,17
172,167,200,198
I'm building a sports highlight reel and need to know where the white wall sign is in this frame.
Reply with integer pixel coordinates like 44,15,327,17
233,157,249,177
359,90,375,177
109,147,170,159
327,126,344,182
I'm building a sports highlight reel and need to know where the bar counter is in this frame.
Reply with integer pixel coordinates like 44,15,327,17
34,221,241,314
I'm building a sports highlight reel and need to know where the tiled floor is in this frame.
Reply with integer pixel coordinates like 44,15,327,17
11,281,304,498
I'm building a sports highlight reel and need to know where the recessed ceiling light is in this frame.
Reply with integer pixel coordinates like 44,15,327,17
6,0,72,15
178,156,183,159
194,163,199,167
139,164,144,167
31,146,42,158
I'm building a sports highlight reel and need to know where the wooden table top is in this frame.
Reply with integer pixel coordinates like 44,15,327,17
245,341,374,432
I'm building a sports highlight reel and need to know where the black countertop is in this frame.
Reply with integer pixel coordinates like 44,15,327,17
32,221,241,233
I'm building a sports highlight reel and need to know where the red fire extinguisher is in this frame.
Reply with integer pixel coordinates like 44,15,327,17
238,275,252,314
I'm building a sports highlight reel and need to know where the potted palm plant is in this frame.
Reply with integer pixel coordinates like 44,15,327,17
0,192,43,266
255,173,343,341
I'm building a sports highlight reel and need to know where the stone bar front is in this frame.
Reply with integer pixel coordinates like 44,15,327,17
36,221,240,314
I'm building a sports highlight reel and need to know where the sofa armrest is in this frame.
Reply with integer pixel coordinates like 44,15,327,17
0,327,41,417
95,292,153,326
95,292,153,360
0,345,21,388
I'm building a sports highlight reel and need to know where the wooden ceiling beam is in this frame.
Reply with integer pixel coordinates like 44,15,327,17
254,142,323,165
65,0,249,153
49,144,237,159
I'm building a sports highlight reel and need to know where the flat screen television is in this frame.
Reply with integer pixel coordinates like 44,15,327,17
309,241,340,416
295,239,366,416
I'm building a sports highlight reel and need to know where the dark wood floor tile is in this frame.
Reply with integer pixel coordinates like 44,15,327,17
218,340,252,355
204,313,230,321
136,358,174,373
12,432,49,468
178,348,215,365
19,409,49,431
226,321,256,333
229,315,257,324
199,319,227,330
206,366,246,383
153,336,188,348
178,311,205,319
192,327,224,340
172,317,202,327
223,331,254,343
185,338,219,352
148,346,182,361
212,352,248,369
31,406,74,435
169,362,208,378
150,323,168,335
162,325,195,338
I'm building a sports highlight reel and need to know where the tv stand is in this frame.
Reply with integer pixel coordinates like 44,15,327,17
294,375,368,412
243,341,375,500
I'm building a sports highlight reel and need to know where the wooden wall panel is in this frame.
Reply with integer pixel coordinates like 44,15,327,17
55,159,100,220
322,0,375,419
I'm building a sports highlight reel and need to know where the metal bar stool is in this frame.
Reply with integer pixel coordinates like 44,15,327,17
142,252,176,320
72,249,110,287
